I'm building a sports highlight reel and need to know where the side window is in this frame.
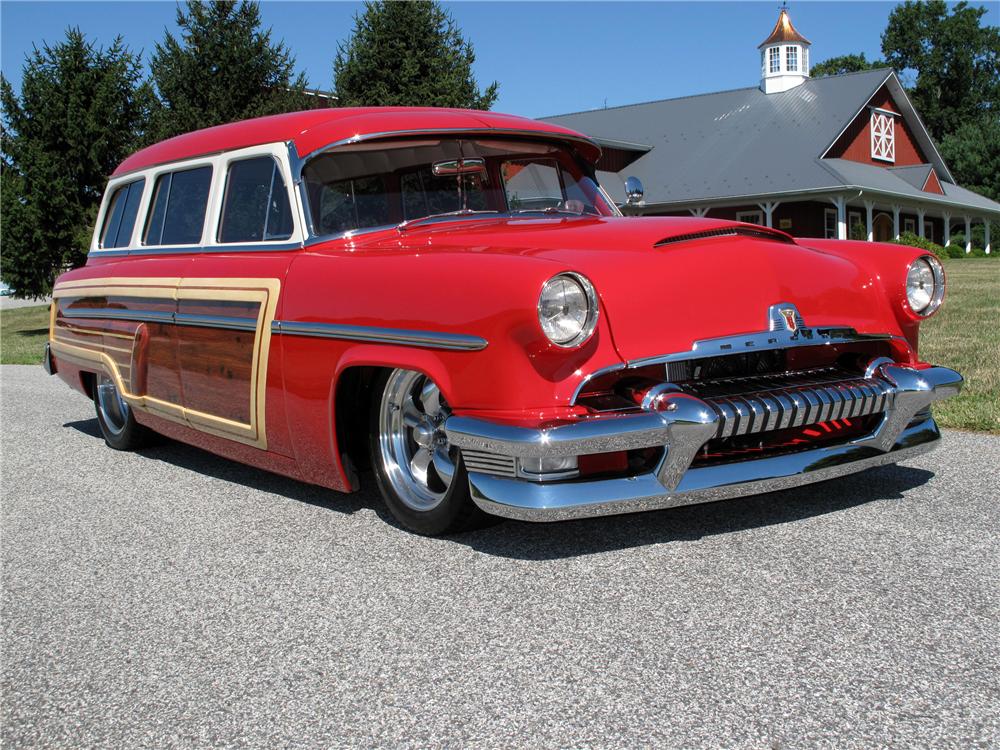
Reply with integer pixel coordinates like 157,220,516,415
218,156,293,243
98,178,145,249
315,176,390,234
143,166,213,246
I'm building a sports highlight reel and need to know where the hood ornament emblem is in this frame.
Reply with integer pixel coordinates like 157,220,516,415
768,302,805,333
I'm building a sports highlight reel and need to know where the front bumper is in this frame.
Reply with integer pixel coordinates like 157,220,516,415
445,363,963,522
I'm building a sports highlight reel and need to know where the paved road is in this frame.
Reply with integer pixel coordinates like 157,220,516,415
2,365,998,748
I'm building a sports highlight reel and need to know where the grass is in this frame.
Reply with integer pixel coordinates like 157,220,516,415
920,259,1000,434
1,259,996,431
0,304,50,365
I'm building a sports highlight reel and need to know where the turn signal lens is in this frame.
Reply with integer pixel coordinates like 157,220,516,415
905,255,944,316
537,273,598,347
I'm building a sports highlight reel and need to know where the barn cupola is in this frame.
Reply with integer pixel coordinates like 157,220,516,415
759,7,811,94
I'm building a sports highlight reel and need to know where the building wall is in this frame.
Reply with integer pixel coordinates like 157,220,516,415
826,85,929,168
648,202,947,244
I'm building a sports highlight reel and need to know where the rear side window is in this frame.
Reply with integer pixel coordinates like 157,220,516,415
218,157,293,243
99,178,145,249
143,166,213,246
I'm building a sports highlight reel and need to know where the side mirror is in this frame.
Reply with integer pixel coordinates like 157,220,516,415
625,176,644,206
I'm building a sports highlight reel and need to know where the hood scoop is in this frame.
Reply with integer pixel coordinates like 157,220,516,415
654,226,795,248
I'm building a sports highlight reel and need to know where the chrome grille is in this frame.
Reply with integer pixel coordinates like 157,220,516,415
461,449,518,477
690,369,895,439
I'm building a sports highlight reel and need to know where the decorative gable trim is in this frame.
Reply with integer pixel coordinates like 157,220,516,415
819,71,954,182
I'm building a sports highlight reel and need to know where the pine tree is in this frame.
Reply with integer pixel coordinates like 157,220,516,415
1,29,153,297
149,0,311,141
333,1,498,109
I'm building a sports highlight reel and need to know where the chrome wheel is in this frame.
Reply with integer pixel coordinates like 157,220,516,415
96,374,129,437
377,370,458,512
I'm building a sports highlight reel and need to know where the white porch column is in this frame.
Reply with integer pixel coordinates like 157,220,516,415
689,207,709,218
917,208,926,239
830,196,847,240
942,213,951,247
757,201,780,229
984,219,991,255
965,216,972,253
864,201,875,242
892,205,901,239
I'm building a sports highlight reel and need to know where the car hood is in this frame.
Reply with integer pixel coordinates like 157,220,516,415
350,216,896,362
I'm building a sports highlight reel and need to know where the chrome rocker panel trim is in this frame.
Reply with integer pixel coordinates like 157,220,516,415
446,363,963,522
272,320,488,351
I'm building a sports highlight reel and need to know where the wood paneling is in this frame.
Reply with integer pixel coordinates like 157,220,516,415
175,324,257,423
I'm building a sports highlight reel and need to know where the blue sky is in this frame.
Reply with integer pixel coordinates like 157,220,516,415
2,1,997,118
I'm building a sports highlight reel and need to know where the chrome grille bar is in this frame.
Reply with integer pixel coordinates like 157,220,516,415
702,374,894,439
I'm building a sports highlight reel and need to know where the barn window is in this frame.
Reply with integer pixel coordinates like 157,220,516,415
769,47,780,73
870,109,895,163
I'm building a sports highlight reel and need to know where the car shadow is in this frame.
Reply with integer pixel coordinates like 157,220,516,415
64,417,935,557
63,417,369,516
452,463,935,560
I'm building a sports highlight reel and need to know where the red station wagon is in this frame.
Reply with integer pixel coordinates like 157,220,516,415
46,107,963,535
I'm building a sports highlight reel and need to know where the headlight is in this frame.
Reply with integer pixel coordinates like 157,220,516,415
537,272,598,347
905,255,945,316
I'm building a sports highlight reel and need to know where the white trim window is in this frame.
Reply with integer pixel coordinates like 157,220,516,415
824,208,838,239
786,46,798,72
904,217,916,234
769,47,780,74
924,221,934,243
736,210,764,226
870,109,895,163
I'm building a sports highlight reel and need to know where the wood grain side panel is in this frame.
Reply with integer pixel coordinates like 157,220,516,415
175,325,257,423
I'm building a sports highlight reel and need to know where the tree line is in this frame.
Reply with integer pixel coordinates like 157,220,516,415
1,0,497,297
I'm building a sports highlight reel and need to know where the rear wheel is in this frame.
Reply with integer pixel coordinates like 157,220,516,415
94,373,150,450
369,369,492,535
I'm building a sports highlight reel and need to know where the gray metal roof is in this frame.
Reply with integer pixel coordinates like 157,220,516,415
545,69,1000,217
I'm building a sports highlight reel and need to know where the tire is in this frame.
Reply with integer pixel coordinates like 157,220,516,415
368,368,494,535
94,373,151,450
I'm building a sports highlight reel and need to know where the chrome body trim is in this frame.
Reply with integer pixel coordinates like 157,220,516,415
445,363,963,522
468,418,942,523
569,328,901,404
627,328,897,370
59,307,258,331
43,342,56,375
87,241,304,258
272,321,488,351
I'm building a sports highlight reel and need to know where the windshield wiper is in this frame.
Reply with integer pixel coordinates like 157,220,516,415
396,209,503,232
509,207,589,217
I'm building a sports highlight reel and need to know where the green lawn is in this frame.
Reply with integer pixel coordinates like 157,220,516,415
0,304,50,364
2,260,996,431
920,259,1000,433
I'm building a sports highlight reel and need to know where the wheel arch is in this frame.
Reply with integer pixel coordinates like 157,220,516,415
329,346,461,492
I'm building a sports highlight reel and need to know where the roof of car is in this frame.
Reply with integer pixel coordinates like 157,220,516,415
113,107,600,176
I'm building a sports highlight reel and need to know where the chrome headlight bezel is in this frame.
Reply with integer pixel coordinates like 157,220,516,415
905,254,945,317
537,272,599,348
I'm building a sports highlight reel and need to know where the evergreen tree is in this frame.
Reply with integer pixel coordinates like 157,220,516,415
333,1,497,109
1,29,153,298
149,0,311,141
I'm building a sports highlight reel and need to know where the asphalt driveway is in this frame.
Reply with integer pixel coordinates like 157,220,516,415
2,364,998,748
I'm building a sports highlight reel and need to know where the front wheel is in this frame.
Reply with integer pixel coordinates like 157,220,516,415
368,369,493,535
94,373,151,450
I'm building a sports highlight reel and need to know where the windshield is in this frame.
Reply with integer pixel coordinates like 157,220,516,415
302,137,618,237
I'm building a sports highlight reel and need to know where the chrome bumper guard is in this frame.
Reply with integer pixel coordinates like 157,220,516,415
444,363,963,522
